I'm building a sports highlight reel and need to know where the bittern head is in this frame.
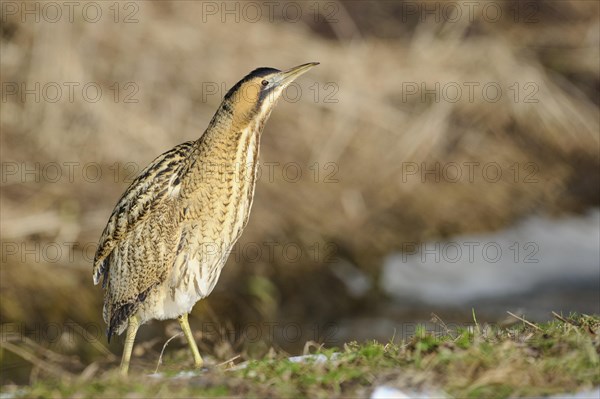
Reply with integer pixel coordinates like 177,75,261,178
219,62,319,127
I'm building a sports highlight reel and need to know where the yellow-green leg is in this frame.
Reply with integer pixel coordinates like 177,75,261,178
178,313,203,368
119,316,140,376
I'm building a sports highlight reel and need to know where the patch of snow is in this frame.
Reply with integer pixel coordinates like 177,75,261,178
381,210,600,305
288,354,328,363
545,387,600,399
371,385,447,399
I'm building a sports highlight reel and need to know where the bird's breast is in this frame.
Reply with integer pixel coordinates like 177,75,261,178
200,125,260,238
161,125,262,313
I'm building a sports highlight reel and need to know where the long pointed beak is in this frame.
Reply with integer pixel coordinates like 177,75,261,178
274,62,319,87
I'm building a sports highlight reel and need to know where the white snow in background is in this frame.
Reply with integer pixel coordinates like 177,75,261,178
381,210,600,305
370,386,447,398
368,386,599,399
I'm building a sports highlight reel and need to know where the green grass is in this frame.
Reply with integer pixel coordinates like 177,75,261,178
3,314,599,398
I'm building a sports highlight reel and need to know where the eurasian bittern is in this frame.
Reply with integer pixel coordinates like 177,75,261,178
93,62,319,375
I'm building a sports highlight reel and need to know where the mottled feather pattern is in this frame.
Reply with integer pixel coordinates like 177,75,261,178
92,141,197,337
94,109,263,339
92,141,194,285
91,64,317,342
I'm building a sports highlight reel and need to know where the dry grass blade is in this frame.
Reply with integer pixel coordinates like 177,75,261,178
552,311,581,327
431,312,452,337
0,341,75,380
1,337,75,365
77,362,100,382
154,332,183,374
303,341,323,356
506,311,542,331
67,319,115,359
216,354,241,369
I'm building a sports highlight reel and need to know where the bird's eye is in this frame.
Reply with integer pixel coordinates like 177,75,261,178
261,80,269,87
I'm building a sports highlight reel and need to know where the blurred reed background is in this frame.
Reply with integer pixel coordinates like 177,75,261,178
1,0,598,384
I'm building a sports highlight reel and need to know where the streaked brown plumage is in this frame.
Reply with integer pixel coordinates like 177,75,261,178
93,63,319,375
